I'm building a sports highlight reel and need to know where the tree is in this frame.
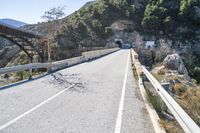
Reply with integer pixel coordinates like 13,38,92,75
41,6,66,72
41,6,66,22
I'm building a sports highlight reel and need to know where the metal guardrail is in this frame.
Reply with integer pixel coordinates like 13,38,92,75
0,63,49,74
0,48,119,75
131,49,166,133
142,66,200,133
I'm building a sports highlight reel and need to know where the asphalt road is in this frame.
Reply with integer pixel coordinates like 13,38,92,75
0,50,154,133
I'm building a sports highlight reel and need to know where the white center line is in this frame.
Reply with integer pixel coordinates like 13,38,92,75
0,84,75,131
114,50,130,133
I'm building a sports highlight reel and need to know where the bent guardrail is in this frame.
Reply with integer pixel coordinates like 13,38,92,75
0,48,119,75
142,66,200,133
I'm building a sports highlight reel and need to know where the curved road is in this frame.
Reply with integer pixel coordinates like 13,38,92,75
0,50,154,133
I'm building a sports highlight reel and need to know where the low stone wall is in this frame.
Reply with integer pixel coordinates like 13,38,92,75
82,48,119,61
52,56,85,70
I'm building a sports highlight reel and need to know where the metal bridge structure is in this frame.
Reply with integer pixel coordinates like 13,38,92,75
0,23,45,62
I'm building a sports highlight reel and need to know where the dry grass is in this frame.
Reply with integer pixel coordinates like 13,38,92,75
179,87,200,126
172,83,186,96
157,68,166,75
152,73,165,82
144,81,167,115
160,119,184,133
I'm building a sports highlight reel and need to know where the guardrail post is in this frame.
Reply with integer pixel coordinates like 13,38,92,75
47,64,52,73
29,58,33,80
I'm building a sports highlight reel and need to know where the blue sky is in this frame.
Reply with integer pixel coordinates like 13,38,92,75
0,0,92,24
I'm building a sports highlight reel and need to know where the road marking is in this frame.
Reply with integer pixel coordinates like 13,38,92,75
114,51,130,133
0,84,75,130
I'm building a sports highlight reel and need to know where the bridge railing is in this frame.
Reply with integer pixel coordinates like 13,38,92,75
131,49,200,133
0,48,119,75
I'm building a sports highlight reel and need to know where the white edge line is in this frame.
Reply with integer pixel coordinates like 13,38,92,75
0,84,75,130
114,50,130,133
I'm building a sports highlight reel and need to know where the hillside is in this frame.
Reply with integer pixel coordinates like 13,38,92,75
1,0,200,82
0,18,27,27
21,0,146,60
50,0,200,83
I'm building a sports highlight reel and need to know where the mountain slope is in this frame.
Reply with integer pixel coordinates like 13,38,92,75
0,18,27,27
2,0,200,83
51,0,200,83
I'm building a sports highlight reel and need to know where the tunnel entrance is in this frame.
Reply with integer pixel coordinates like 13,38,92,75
115,39,123,48
115,41,122,48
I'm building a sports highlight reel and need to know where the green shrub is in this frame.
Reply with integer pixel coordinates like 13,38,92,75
163,16,174,31
144,82,167,114
180,0,200,24
173,83,187,95
142,1,168,30
92,20,102,28
180,0,188,15
193,67,200,83
105,27,113,35
16,71,29,80
142,15,163,30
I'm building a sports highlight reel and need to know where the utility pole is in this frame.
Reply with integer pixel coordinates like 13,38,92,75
47,37,52,72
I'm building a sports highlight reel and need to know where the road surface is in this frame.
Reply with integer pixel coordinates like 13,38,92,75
0,50,154,133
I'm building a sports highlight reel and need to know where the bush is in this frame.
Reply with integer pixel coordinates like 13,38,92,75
92,20,102,28
180,0,188,15
4,74,9,79
128,5,136,16
144,82,167,114
180,0,200,24
164,16,174,31
181,87,200,126
157,68,165,75
141,0,181,31
105,27,113,35
193,67,200,83
16,71,29,81
172,83,186,95
142,15,163,30
180,0,199,15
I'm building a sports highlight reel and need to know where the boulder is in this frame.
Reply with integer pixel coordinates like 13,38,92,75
163,53,188,74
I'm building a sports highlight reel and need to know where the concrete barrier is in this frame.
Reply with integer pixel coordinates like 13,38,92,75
0,48,120,74
82,48,119,61
52,56,85,70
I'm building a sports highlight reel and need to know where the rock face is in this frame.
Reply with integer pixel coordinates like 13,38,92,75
163,54,188,74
